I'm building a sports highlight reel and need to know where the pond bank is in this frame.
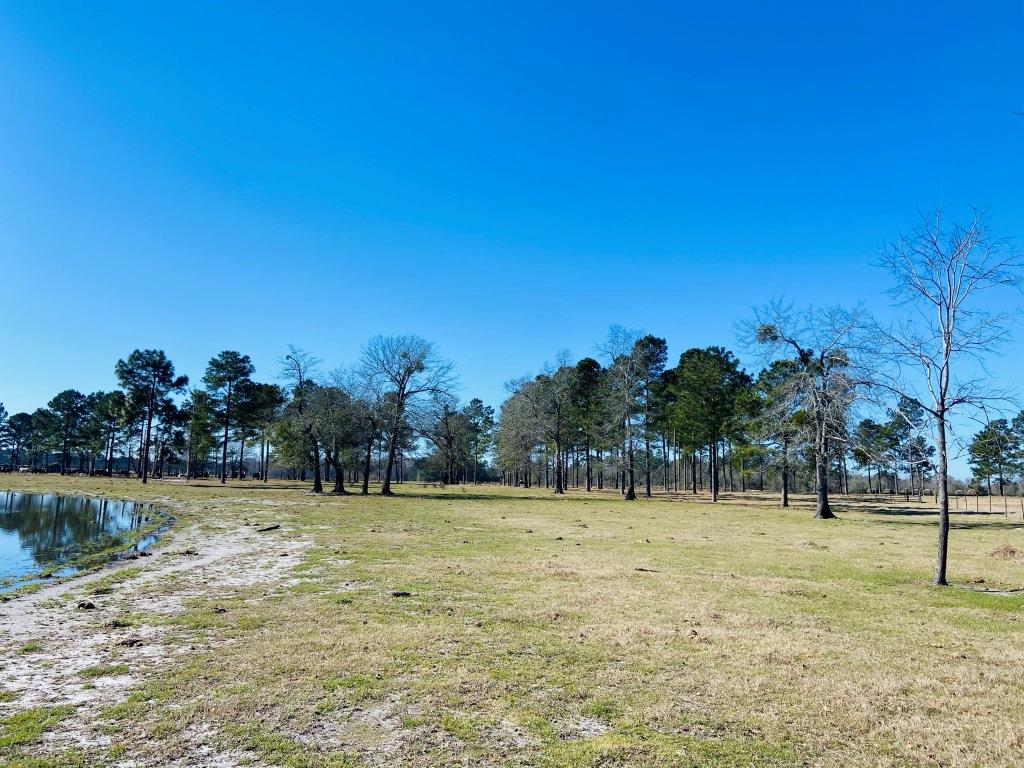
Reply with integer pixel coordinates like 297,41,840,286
0,489,309,767
0,489,172,596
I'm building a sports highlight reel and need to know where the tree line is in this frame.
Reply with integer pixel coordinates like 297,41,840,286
0,336,494,493
491,209,1022,586
493,318,867,512
0,209,1020,586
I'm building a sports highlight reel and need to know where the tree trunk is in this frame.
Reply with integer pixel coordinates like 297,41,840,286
624,440,636,500
662,434,669,492
106,427,115,476
709,440,719,502
185,423,194,481
585,438,592,491
141,399,154,484
333,448,346,494
554,439,564,494
310,438,323,493
727,441,734,492
644,432,652,498
934,413,950,585
814,429,834,519
361,435,372,495
137,421,145,478
220,383,231,484
380,412,401,496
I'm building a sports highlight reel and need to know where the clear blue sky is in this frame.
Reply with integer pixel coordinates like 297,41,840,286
2,2,1023,473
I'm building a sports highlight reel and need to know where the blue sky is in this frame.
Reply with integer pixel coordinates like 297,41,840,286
2,2,1023,473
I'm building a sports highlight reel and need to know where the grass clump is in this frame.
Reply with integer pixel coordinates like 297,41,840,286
79,664,130,679
0,706,75,750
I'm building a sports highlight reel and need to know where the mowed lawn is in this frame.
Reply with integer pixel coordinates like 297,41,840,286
2,477,1023,767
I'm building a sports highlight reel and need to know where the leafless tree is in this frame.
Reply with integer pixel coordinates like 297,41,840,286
874,209,1022,585
598,326,644,501
346,364,387,494
518,352,575,494
280,345,323,493
751,360,808,508
494,382,539,486
748,302,862,519
359,335,456,495
416,392,473,485
314,370,364,494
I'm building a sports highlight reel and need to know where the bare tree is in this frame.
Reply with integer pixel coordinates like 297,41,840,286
360,335,456,495
749,302,861,519
313,372,362,494
345,365,385,495
634,336,668,498
417,392,475,485
280,346,323,493
598,326,643,501
751,360,806,508
875,209,1022,585
494,380,540,487
518,353,575,494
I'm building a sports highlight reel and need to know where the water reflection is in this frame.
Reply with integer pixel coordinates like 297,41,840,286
0,491,155,587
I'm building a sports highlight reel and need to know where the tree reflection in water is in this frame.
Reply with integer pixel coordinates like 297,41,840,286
0,492,151,582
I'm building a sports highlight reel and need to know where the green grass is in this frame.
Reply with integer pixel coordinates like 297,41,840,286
0,706,75,750
0,750,89,768
86,567,143,597
2,475,1023,767
79,664,130,679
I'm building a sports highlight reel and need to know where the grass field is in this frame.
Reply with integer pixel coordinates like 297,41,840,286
1,476,1023,767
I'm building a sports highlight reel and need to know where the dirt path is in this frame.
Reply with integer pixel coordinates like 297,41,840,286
0,519,309,766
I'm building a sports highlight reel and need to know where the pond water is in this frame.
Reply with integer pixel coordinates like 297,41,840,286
0,491,158,591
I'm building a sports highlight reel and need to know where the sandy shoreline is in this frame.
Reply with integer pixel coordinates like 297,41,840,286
0,515,309,766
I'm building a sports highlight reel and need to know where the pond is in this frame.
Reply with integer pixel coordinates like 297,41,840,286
0,491,160,592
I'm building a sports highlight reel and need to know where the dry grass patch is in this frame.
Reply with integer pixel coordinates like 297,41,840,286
992,543,1023,561
1,476,1022,766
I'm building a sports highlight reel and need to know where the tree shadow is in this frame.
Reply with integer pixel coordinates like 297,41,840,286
844,502,1024,528
951,584,1024,595
849,505,939,517
378,489,603,503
